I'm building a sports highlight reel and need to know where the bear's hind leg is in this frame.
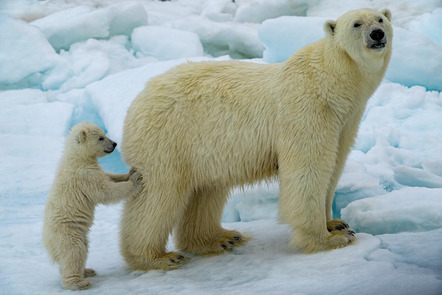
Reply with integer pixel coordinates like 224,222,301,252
58,241,91,290
120,186,190,271
175,186,249,254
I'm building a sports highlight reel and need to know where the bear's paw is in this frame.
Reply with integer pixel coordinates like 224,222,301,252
63,278,91,290
326,219,353,233
179,229,250,255
83,268,96,278
155,252,188,270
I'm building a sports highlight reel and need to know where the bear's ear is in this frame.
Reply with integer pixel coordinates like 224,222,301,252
380,8,392,22
76,129,88,144
324,20,336,37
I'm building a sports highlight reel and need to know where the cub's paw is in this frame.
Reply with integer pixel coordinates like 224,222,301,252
129,171,143,184
83,268,96,278
128,167,138,177
63,278,91,290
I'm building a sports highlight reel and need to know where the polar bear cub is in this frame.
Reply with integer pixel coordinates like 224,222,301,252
42,122,142,290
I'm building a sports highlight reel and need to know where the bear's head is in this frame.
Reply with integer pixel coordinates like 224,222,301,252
323,8,392,69
68,122,117,158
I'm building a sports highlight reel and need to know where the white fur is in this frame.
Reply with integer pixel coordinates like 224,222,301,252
42,122,142,290
120,8,393,270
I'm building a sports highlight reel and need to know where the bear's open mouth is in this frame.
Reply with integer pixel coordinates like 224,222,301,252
370,42,385,49
104,148,115,154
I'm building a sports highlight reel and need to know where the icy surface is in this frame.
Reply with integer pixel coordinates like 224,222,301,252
1,0,441,294
341,187,442,235
131,26,203,60
31,3,148,51
0,14,61,87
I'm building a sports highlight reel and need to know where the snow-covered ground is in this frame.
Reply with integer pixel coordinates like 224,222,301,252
1,0,441,294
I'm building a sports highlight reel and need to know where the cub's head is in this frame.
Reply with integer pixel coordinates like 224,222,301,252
68,122,117,158
324,8,392,67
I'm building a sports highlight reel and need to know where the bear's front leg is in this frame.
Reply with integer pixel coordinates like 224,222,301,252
277,121,355,253
279,166,355,253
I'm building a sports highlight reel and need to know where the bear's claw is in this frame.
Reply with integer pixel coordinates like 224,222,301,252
169,255,186,264
215,231,250,252
327,219,351,233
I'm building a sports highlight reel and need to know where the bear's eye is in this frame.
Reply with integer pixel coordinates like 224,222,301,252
353,22,361,28
379,18,383,23
98,136,104,141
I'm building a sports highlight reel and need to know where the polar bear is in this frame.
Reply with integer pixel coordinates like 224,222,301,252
42,122,142,290
120,8,392,270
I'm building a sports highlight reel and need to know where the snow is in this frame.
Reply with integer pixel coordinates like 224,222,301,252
233,0,311,23
0,14,61,87
131,26,204,60
31,3,148,51
258,16,327,63
341,187,442,235
1,0,441,294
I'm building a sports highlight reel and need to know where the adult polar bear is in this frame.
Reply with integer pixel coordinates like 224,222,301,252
120,8,393,270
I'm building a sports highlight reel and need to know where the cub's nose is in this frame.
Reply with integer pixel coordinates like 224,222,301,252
113,142,117,148
370,29,385,41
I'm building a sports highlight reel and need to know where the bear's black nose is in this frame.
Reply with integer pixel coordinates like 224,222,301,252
113,142,117,148
370,29,385,41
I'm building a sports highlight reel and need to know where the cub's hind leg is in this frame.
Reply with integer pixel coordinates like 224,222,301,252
175,186,249,255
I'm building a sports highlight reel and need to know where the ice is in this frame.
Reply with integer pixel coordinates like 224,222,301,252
234,0,311,23
0,14,61,88
354,83,442,184
394,166,442,188
31,3,147,51
131,26,204,60
342,187,442,235
200,0,234,22
258,16,327,63
1,0,442,294
408,8,442,45
31,6,111,51
0,89,73,137
0,89,73,198
172,16,264,58
2,217,442,295
387,27,442,91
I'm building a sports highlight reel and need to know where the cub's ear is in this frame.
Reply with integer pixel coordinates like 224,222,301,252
381,8,392,22
324,20,336,37
76,128,87,144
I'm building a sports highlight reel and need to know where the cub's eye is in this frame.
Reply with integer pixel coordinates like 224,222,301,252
353,22,361,28
98,136,104,141
379,18,383,23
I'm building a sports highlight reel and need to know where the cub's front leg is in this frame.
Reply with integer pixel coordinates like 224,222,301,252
93,170,143,205
105,167,139,182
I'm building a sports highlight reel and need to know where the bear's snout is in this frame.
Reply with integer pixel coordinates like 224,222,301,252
104,140,117,153
367,28,386,50
370,29,385,41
